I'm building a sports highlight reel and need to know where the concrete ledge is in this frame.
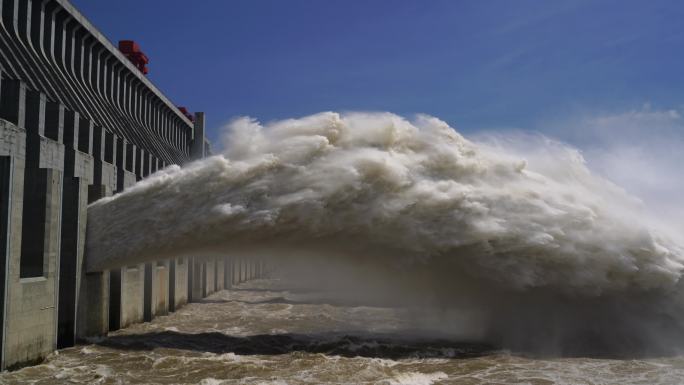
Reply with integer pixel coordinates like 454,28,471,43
38,136,64,171
18,277,47,284
123,171,136,188
0,119,26,157
99,162,116,193
72,150,94,183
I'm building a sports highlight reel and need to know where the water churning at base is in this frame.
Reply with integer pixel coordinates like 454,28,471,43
86,112,684,352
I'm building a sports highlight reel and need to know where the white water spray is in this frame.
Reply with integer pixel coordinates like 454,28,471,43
86,112,684,353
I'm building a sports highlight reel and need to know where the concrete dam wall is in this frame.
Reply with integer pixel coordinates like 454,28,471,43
0,0,263,370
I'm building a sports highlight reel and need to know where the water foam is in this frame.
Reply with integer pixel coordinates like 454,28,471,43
388,371,449,385
85,112,684,352
87,112,683,292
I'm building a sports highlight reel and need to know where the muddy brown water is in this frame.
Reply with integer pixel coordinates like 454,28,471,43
2,278,684,385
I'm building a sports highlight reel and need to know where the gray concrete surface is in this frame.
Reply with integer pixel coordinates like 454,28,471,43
0,0,267,370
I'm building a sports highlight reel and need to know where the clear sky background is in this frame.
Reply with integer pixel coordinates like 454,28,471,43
72,0,684,222
71,0,684,139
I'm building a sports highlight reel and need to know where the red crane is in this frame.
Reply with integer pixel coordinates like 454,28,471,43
118,40,149,74
177,106,194,122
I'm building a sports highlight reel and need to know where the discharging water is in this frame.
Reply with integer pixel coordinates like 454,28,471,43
83,112,684,355
7,112,683,383
2,277,684,385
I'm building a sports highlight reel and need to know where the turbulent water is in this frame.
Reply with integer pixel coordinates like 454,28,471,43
87,112,684,295
83,112,684,355
6,111,674,381
3,278,684,384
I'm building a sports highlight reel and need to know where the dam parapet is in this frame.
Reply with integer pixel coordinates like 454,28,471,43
0,0,262,370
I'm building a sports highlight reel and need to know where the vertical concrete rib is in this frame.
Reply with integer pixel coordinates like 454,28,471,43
1,79,64,369
76,120,115,341
191,112,205,160
0,155,10,368
0,79,29,370
57,104,92,349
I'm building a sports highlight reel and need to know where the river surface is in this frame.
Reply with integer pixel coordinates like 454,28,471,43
2,278,684,385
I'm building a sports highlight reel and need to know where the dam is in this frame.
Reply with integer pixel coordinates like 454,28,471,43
0,0,263,370
3,0,684,383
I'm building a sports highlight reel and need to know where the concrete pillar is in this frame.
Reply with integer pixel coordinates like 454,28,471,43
142,152,150,177
76,269,109,339
57,107,93,349
0,152,11,369
168,259,176,312
108,147,135,331
115,138,135,192
205,258,216,296
245,260,250,281
76,184,110,340
108,268,122,331
216,257,224,291
0,83,64,369
91,126,116,191
186,256,193,302
77,117,93,155
0,89,28,369
223,257,233,289
76,123,115,340
188,257,204,302
135,147,143,180
143,260,169,322
143,263,153,322
125,143,136,174
154,260,170,316
201,260,207,297
169,256,188,312
248,261,254,280
233,258,240,285
190,112,205,160
118,264,144,328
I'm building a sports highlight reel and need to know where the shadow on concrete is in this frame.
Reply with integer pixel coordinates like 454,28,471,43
98,331,494,360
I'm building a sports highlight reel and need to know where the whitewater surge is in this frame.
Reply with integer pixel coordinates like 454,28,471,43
87,111,684,294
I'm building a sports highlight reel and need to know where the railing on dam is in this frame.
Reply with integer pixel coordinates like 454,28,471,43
0,0,200,165
0,0,252,371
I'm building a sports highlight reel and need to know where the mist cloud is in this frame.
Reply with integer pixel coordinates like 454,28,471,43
86,111,683,294
82,110,684,354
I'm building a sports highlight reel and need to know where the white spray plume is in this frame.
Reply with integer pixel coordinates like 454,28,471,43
86,111,684,353
86,112,684,352
551,106,684,235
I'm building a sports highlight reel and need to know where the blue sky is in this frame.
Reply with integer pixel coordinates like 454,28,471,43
72,0,684,143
